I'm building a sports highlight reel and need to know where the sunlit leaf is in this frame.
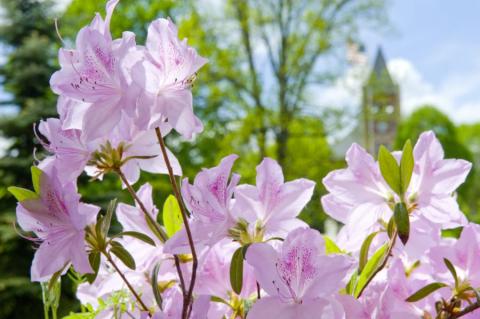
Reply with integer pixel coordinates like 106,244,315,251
355,243,389,297
7,186,38,202
163,195,183,237
400,140,414,194
378,145,401,195
394,202,410,245
406,282,448,302
230,247,244,295
359,231,380,273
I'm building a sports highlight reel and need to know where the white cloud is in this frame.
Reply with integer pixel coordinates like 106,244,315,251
313,56,480,124
388,58,480,123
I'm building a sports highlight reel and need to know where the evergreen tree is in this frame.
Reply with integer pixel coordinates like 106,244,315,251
0,1,60,317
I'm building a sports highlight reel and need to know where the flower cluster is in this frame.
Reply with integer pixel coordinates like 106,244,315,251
8,1,480,319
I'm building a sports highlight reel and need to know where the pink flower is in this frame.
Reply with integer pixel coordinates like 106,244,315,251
151,287,211,319
233,157,315,238
164,155,239,254
195,240,257,299
427,223,480,288
50,0,140,141
322,131,471,256
135,18,208,139
116,183,164,271
37,115,181,186
245,228,354,319
352,259,435,319
100,116,182,186
15,167,99,281
408,131,471,227
37,118,90,183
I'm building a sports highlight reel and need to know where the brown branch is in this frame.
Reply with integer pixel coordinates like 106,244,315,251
449,301,480,318
154,127,198,319
105,252,150,315
115,169,187,302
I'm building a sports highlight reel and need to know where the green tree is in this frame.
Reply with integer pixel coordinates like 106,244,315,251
0,1,59,318
457,123,480,221
395,105,476,216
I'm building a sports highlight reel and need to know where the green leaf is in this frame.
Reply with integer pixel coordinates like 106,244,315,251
146,214,168,243
345,270,358,295
442,227,463,239
211,296,230,306
230,247,244,295
86,252,101,284
31,166,43,194
378,145,401,195
400,140,414,194
163,195,183,237
151,262,163,310
387,217,396,239
115,231,155,246
359,231,380,273
394,202,410,245
354,243,389,297
443,258,458,288
102,199,116,237
406,282,448,302
7,186,38,201
110,242,136,270
324,235,343,255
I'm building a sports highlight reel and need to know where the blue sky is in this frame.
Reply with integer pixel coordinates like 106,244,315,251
2,0,480,124
362,0,480,123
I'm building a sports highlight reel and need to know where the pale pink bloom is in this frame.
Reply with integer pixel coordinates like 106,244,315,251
322,131,471,257
233,157,315,237
37,118,90,183
353,259,440,319
427,223,480,289
322,143,392,251
134,18,208,139
38,115,181,186
150,287,211,319
245,228,354,319
196,239,257,298
102,116,182,186
50,0,140,141
408,131,471,228
164,155,240,254
116,183,164,271
15,167,99,281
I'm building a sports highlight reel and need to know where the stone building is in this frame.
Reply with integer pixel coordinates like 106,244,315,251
361,48,401,154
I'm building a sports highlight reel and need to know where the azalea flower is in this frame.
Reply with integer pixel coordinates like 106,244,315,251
37,115,181,186
134,18,208,139
145,287,210,319
15,167,99,281
245,228,354,319
164,155,240,254
322,131,471,256
347,259,436,319
233,157,315,240
50,0,140,141
195,240,257,318
427,223,480,289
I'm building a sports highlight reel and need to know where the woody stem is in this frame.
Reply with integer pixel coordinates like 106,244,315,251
155,127,198,319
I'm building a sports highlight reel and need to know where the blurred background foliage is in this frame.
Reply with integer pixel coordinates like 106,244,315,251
0,0,478,317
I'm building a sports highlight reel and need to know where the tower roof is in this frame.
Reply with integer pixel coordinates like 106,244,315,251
367,47,395,87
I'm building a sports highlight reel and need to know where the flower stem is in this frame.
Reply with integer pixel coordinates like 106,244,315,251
115,169,168,242
449,301,480,318
155,127,198,319
104,252,150,314
115,168,188,300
